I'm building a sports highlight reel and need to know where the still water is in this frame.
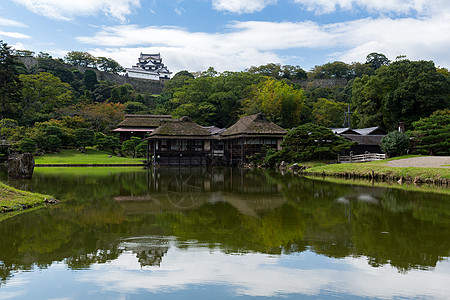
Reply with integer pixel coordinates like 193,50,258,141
0,167,449,299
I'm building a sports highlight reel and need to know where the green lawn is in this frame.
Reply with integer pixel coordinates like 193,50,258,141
34,148,145,165
305,156,450,180
0,182,54,221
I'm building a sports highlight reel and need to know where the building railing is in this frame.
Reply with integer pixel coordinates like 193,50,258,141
338,153,386,163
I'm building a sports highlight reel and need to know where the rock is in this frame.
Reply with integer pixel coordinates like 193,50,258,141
8,153,35,179
44,198,60,204
279,161,287,170
290,163,299,171
397,177,403,185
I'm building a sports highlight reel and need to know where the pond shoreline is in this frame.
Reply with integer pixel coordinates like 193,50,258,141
297,169,450,187
0,182,58,221
36,163,145,167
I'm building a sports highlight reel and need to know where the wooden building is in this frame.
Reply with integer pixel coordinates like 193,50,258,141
220,113,287,165
145,117,218,166
113,114,172,142
135,113,288,166
331,126,387,155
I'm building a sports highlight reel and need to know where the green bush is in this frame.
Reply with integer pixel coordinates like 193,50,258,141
42,135,61,152
14,138,37,154
381,131,410,157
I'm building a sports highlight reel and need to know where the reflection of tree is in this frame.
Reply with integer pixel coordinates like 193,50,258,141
1,166,450,285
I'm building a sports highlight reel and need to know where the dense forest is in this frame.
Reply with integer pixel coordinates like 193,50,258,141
1,40,449,156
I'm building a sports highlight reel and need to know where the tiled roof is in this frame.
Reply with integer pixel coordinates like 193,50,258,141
331,126,386,136
221,113,287,137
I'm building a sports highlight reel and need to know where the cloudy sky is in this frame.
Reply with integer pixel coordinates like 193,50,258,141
1,0,449,74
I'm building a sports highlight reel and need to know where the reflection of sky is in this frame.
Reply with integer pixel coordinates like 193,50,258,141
1,237,450,299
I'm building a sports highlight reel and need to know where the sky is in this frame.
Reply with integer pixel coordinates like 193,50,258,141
1,0,449,75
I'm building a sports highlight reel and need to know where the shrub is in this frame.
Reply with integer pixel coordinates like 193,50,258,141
381,131,410,157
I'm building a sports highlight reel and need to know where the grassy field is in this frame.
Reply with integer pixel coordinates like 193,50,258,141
0,182,54,221
34,148,145,165
305,156,450,180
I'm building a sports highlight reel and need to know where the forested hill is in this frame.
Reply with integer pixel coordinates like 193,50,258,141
17,56,165,94
1,41,449,157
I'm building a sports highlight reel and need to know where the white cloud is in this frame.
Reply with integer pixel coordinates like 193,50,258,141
210,0,450,15
212,0,277,14
0,17,28,28
76,12,450,73
0,30,31,39
75,244,450,299
292,0,447,15
12,0,141,22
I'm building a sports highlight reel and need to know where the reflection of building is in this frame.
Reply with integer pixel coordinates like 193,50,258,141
332,126,387,155
114,168,285,216
126,53,172,81
121,237,170,267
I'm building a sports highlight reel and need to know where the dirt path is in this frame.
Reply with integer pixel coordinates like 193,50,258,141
386,156,450,168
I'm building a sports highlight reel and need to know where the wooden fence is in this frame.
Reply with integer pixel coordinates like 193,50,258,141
338,153,386,163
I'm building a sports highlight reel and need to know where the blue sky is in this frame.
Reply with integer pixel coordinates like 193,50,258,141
1,0,449,74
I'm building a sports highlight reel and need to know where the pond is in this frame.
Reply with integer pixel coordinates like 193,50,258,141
0,167,449,299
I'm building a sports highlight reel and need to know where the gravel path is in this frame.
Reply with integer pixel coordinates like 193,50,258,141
386,156,450,168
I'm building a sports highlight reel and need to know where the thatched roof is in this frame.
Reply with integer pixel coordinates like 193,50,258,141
146,117,214,140
221,113,287,138
117,115,172,128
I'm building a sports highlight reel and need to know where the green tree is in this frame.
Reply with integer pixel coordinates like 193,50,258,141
60,102,125,133
309,61,352,79
381,131,410,157
0,118,18,139
243,78,305,128
135,140,148,158
121,137,142,158
247,63,282,78
83,69,98,91
410,109,450,155
96,57,124,74
74,128,95,149
351,59,450,129
269,123,355,163
14,137,36,153
95,133,120,154
124,101,149,114
110,83,135,103
311,98,347,127
64,51,96,67
42,135,61,152
0,41,23,119
14,49,35,57
366,52,390,70
19,72,74,124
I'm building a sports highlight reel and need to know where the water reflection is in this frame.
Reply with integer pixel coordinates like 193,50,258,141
1,167,449,299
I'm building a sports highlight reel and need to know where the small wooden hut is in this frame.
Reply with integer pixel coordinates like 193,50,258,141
145,117,217,166
220,113,287,165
